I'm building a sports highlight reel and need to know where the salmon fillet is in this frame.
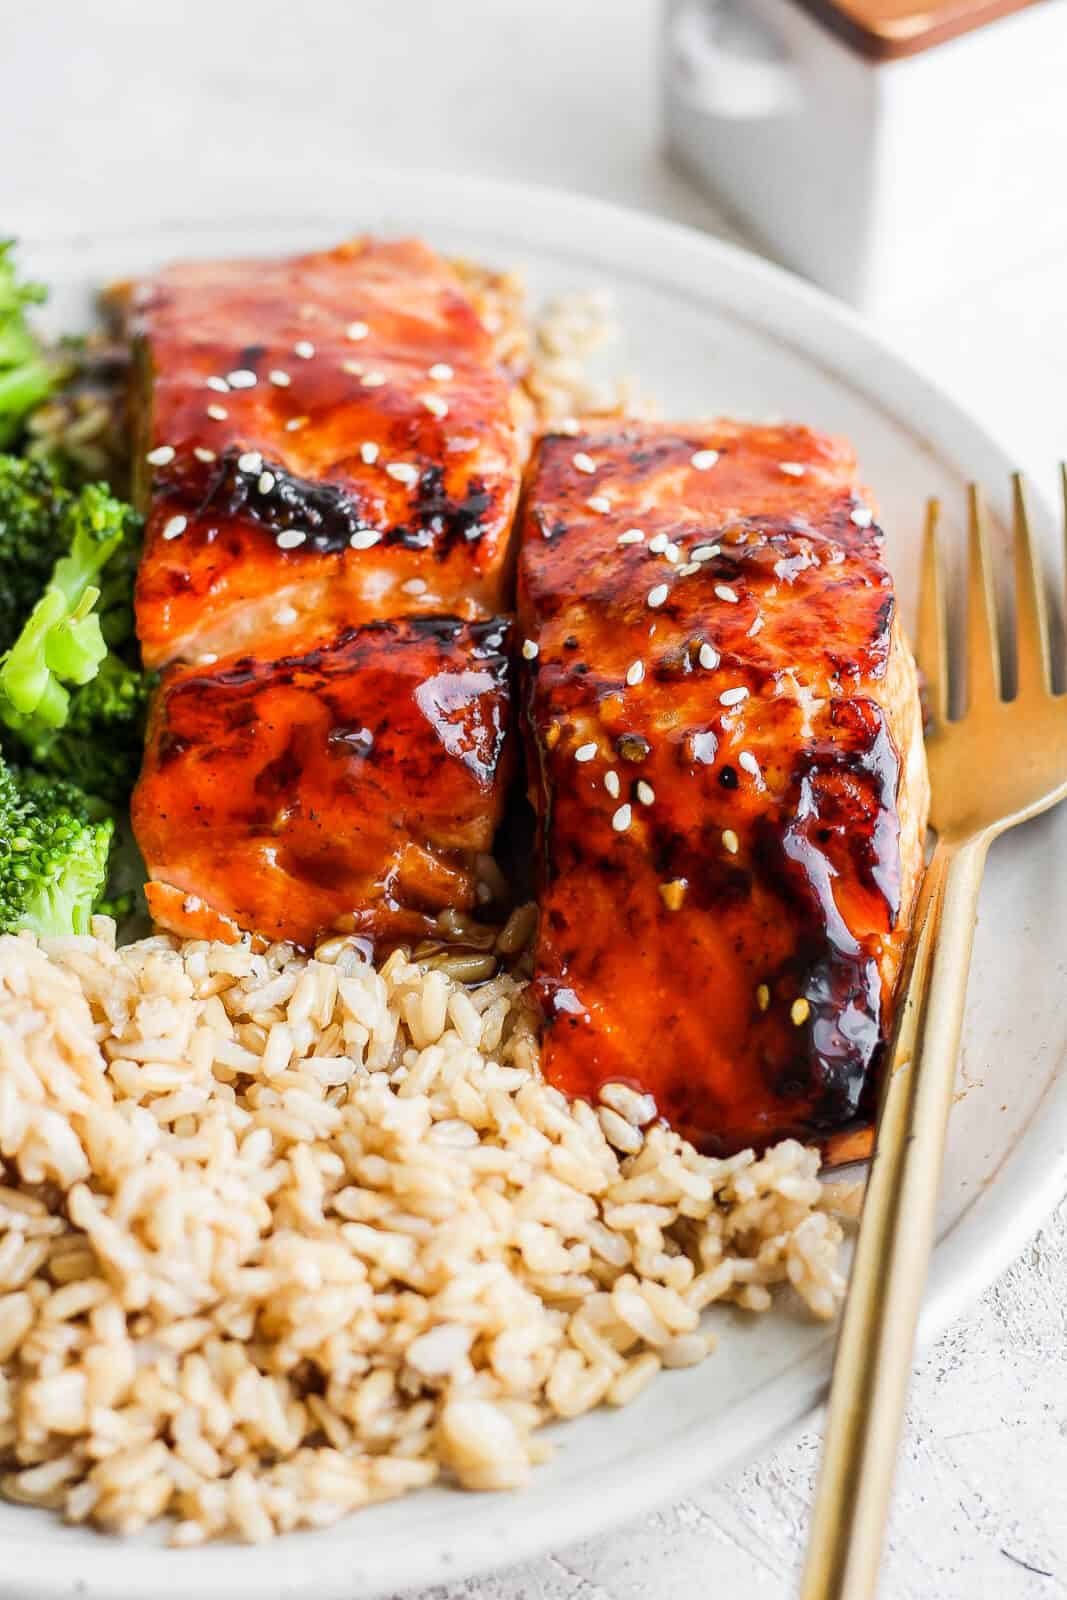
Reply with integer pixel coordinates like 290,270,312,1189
123,238,528,669
517,420,928,1158
132,617,513,949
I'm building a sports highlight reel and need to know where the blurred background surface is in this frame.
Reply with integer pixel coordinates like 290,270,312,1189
4,3,1067,1595
7,0,1067,485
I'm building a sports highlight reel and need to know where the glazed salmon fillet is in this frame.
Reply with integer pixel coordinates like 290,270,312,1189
518,420,929,1158
123,238,528,668
124,238,525,948
132,617,513,949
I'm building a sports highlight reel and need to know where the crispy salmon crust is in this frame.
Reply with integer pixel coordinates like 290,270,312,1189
517,420,928,1159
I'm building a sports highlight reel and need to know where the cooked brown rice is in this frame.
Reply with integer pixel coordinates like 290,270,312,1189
0,917,846,1544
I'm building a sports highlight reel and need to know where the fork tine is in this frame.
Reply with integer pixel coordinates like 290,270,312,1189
916,498,949,724
965,483,1002,708
1012,473,1051,698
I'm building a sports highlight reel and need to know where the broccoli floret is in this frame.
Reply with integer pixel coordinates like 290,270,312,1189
0,478,141,732
14,656,155,804
0,455,73,650
93,816,148,930
0,242,55,449
0,459,148,805
0,758,113,937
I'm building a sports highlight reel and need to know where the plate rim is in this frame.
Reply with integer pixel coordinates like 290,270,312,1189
7,167,1067,1600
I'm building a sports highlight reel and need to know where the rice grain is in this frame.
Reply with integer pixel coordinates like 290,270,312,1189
0,918,844,1543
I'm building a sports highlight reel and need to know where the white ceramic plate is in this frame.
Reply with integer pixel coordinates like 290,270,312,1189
8,173,1067,1600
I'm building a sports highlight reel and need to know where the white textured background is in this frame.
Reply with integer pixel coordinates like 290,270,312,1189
5,4,1067,1595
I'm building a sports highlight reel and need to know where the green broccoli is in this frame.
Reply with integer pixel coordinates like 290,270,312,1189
0,455,73,650
93,816,148,929
0,242,55,448
0,477,141,733
14,655,155,804
0,758,113,937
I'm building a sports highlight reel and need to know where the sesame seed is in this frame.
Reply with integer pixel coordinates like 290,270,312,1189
402,578,428,595
162,514,187,541
851,506,874,528
757,983,770,1011
293,340,315,360
612,804,632,832
779,461,806,477
341,360,365,377
636,780,655,805
625,660,645,686
558,416,580,436
691,449,719,470
421,393,449,419
428,362,453,381
722,828,740,854
237,450,263,474
349,529,381,550
276,529,307,550
193,447,216,463
791,997,811,1025
587,495,611,513
714,584,739,603
647,584,669,608
207,405,228,421
617,528,645,546
346,320,370,341
521,638,539,661
659,879,687,912
146,445,175,466
664,542,681,563
386,462,419,486
648,533,669,554
227,369,257,389
274,605,298,625
206,376,229,393
257,471,275,494
678,562,700,577
269,369,291,388
361,372,387,388
573,452,597,475
698,642,719,670
575,743,597,763
285,416,309,432
738,751,761,779
720,686,749,707
360,441,379,465
692,544,720,562
604,770,620,798
748,614,765,636
197,653,218,666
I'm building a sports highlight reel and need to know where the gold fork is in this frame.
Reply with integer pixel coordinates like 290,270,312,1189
800,472,1067,1600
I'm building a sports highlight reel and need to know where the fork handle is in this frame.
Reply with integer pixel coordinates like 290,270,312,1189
800,833,989,1600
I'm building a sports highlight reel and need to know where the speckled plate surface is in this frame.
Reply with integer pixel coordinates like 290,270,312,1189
6,173,1067,1600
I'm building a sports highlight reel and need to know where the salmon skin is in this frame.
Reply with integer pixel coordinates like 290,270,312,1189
124,238,527,669
517,421,928,1159
132,616,514,950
